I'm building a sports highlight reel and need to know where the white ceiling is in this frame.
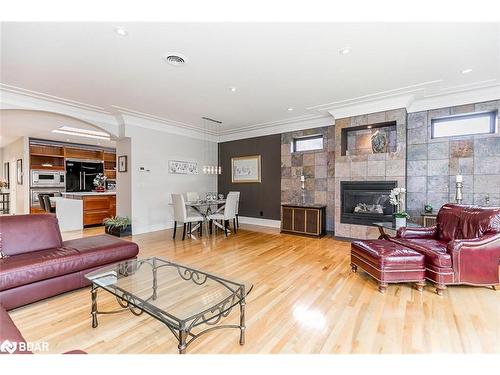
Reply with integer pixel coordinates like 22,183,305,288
0,110,116,148
1,22,499,133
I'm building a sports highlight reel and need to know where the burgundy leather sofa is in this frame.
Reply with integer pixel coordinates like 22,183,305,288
0,214,139,310
0,214,139,354
389,204,500,295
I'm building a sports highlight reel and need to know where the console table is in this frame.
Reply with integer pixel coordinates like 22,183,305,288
281,203,326,237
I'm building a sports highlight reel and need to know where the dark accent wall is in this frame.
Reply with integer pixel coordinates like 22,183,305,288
218,134,281,220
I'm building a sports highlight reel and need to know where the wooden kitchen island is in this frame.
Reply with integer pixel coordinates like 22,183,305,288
61,192,116,226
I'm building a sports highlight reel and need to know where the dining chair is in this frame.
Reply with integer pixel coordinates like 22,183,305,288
208,192,238,236
186,192,200,202
38,193,47,212
171,193,204,240
229,191,240,228
39,194,55,213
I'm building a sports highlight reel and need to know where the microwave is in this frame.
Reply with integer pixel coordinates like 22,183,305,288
31,170,65,188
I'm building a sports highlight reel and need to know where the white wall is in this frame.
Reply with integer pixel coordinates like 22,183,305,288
1,136,29,214
116,137,132,218
124,125,217,235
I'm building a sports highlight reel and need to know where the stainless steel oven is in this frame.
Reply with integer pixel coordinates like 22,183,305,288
30,188,65,208
31,170,65,188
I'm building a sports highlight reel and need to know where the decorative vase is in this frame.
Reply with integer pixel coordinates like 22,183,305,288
395,217,407,229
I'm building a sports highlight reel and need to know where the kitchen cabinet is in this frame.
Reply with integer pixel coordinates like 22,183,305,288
63,193,116,226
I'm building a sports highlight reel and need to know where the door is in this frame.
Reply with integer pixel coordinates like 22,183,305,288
81,162,104,191
65,161,82,192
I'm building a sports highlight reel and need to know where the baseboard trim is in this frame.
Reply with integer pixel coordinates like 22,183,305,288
238,216,281,228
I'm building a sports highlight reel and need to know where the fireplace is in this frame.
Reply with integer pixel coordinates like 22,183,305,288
340,181,396,226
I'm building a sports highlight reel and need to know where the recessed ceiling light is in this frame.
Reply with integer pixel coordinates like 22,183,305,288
229,87,237,92
339,47,351,55
114,26,128,37
163,54,187,66
367,125,372,129
287,107,294,111
461,68,473,74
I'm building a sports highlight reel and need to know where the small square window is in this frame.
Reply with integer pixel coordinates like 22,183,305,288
293,135,324,152
431,111,497,139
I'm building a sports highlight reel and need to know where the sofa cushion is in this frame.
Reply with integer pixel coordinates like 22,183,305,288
0,247,82,291
0,304,31,354
62,235,139,270
390,238,452,268
0,214,63,257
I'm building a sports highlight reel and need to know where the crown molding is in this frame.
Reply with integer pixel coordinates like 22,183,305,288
407,81,500,113
0,83,110,113
112,105,218,141
324,79,500,120
218,114,334,142
310,80,442,113
0,83,120,136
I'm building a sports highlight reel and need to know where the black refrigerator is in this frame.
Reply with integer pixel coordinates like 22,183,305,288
66,160,104,192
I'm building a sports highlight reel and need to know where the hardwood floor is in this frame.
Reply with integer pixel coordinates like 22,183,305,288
9,225,500,354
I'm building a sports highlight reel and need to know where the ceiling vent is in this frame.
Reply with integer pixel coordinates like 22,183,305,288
164,54,186,66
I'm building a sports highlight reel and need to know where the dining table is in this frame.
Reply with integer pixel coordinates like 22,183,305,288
177,199,228,235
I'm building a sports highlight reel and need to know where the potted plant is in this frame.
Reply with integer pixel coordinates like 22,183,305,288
0,180,8,193
93,173,106,192
103,216,132,237
389,187,409,229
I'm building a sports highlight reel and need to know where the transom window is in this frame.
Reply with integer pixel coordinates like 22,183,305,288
292,135,324,152
431,111,497,139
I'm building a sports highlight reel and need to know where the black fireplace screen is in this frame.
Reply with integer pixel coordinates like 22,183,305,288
340,181,397,226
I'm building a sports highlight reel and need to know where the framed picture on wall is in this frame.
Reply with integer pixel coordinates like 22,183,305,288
231,155,261,183
118,155,128,172
16,159,23,185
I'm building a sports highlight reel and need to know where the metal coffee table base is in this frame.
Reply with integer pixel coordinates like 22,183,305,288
90,283,247,354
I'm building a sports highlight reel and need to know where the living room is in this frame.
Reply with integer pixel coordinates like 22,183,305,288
1,1,499,373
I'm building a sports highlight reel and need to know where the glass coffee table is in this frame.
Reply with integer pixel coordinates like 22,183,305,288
85,257,252,354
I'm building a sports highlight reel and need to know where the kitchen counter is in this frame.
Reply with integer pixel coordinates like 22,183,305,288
62,191,116,196
62,192,116,226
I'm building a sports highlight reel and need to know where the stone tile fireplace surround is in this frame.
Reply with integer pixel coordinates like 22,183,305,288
280,101,498,240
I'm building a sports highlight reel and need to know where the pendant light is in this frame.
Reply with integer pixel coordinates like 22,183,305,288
202,116,222,175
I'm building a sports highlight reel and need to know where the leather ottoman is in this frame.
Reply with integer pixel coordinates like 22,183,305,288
351,240,426,293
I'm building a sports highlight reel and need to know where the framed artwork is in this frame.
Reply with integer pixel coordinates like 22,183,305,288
118,155,128,172
231,155,261,183
168,160,199,175
16,159,23,185
3,162,9,188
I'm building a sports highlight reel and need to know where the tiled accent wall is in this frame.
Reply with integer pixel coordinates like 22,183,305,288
280,126,336,231
406,100,500,222
334,109,407,239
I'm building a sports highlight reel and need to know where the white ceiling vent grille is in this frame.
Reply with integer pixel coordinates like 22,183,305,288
164,54,186,66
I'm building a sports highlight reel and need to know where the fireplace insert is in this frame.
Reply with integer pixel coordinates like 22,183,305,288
340,181,397,226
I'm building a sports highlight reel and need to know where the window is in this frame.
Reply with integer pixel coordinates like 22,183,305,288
293,135,324,152
431,111,497,139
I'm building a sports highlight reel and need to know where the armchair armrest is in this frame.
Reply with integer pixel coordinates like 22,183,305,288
447,233,500,285
396,226,437,239
447,233,500,253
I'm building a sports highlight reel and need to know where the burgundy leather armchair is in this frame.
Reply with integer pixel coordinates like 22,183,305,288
390,204,500,294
